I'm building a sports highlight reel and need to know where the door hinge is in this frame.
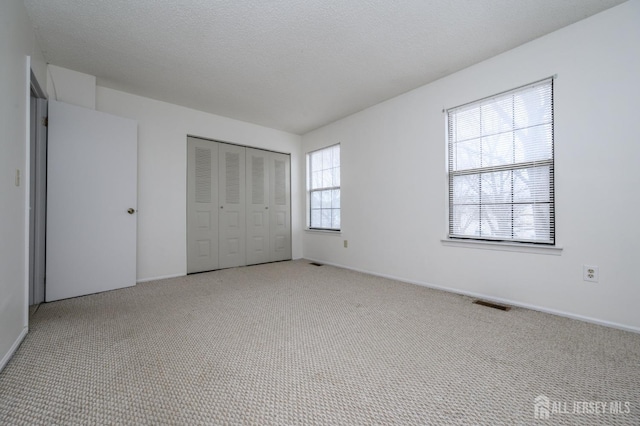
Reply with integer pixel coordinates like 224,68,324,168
42,117,48,127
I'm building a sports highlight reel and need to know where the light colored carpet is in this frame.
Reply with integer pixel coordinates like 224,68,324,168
1,260,638,425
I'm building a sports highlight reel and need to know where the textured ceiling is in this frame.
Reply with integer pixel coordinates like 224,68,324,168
24,0,626,134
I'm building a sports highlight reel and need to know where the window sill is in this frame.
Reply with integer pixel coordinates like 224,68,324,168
441,238,563,255
305,228,342,235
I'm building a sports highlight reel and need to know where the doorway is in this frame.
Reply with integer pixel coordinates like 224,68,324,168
29,70,47,306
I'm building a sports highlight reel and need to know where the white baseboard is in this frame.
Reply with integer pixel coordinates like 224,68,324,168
304,258,640,334
137,260,305,284
136,273,186,283
0,326,28,373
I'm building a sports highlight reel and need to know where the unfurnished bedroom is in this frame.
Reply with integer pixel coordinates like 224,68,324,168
1,0,639,424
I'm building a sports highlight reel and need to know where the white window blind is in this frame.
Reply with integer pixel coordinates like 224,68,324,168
308,144,340,230
447,78,554,244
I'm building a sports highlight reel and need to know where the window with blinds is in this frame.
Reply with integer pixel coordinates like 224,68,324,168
307,144,340,230
447,78,554,244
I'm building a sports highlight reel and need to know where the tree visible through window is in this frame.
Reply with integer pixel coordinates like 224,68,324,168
308,144,340,230
447,79,554,244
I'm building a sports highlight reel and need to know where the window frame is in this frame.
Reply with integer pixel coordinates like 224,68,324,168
446,78,555,245
306,143,341,232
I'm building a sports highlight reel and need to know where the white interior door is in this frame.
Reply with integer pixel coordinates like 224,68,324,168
218,143,246,269
187,137,219,273
46,100,137,302
246,148,270,265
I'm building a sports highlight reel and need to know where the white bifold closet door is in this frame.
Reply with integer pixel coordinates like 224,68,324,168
267,151,291,262
218,143,246,269
187,138,219,273
245,148,291,264
246,148,270,265
187,137,290,274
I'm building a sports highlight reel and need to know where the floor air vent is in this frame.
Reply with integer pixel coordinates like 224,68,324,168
473,300,511,311
309,262,323,266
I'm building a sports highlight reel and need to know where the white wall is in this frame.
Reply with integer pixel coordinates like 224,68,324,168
47,65,96,109
96,87,303,281
0,0,46,369
302,1,640,331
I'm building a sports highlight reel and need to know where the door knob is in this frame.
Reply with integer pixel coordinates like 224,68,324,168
127,208,135,214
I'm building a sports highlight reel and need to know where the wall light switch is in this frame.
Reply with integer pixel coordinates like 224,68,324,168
343,240,348,248
15,169,20,187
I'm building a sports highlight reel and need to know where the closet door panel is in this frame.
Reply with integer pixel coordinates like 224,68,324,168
219,144,246,268
270,153,291,262
246,148,270,265
187,138,219,273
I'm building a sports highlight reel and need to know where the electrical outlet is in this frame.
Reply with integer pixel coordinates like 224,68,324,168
583,265,599,283
343,240,348,248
